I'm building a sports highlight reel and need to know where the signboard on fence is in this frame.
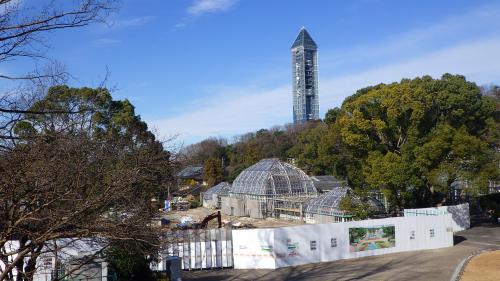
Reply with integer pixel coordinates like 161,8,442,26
349,225,395,252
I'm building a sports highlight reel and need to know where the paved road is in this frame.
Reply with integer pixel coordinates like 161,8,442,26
183,224,500,281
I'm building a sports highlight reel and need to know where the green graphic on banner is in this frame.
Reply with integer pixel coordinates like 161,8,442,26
286,239,299,256
260,245,273,252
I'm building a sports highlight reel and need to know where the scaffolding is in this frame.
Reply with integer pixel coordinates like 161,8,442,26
291,27,319,123
228,158,318,219
272,197,310,221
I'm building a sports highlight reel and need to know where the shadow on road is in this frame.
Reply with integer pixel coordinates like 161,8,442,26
454,235,467,245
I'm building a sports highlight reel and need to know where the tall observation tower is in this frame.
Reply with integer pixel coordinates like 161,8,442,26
291,27,319,123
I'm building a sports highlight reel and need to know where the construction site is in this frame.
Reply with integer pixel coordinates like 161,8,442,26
162,158,386,232
154,158,471,275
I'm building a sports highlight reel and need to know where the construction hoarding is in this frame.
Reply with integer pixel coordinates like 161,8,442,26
232,214,454,269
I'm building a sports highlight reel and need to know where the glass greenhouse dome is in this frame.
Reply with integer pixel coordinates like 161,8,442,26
230,158,317,198
304,187,385,219
203,182,231,200
304,187,351,217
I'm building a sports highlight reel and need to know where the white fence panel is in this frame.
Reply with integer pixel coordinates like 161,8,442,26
404,203,470,232
318,223,346,262
274,224,321,268
232,214,454,269
232,228,275,269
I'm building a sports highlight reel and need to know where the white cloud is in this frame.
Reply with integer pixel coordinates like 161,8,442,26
174,0,238,29
150,37,500,144
92,38,121,46
187,0,238,16
321,3,500,71
108,16,154,30
151,85,290,142
152,4,500,144
320,38,500,110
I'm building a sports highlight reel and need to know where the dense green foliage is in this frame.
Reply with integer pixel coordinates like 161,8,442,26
182,75,499,210
185,194,201,208
479,193,500,219
339,194,372,220
337,74,498,211
203,157,224,187
106,243,155,281
14,85,173,200
182,124,314,181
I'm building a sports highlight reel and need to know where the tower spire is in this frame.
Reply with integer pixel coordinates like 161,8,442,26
291,27,317,50
291,28,319,123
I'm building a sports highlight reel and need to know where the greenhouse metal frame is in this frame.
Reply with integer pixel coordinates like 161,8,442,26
228,158,318,220
304,187,386,223
203,182,231,201
304,187,353,222
203,182,231,209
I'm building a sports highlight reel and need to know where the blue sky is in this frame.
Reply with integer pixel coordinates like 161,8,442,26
9,0,500,145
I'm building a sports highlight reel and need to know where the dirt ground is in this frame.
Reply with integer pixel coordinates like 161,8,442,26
460,250,500,281
163,207,303,229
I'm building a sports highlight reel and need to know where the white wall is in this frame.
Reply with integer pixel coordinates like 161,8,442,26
1,239,108,281
274,224,321,268
232,215,454,269
232,228,276,269
404,203,470,232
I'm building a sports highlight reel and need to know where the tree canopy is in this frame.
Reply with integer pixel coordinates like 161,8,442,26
182,74,499,213
203,157,224,188
0,86,173,280
336,74,498,210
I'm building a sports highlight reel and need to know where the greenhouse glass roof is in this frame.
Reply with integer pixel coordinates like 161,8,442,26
304,187,350,216
310,175,345,192
203,182,231,200
230,158,317,197
304,187,385,216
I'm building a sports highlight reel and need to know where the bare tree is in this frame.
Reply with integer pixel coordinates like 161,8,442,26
0,0,114,70
0,132,167,280
0,85,174,281
0,1,176,281
0,0,117,149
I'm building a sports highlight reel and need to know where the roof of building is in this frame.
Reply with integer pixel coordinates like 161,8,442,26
310,175,346,192
304,187,350,216
203,182,231,200
230,158,317,197
177,165,203,180
291,27,317,50
304,187,385,217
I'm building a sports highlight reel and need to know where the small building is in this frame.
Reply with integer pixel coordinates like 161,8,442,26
202,182,231,209
177,165,205,187
304,187,385,223
221,158,318,219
